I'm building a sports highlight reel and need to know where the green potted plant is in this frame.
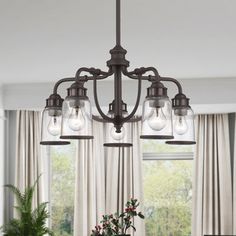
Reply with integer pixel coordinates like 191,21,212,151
91,198,144,236
0,176,53,236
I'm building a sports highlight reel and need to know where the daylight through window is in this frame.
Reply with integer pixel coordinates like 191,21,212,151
143,140,194,236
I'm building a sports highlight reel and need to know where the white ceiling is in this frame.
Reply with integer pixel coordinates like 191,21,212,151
0,0,236,85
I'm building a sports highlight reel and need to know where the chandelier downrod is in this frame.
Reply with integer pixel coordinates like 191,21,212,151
116,0,121,46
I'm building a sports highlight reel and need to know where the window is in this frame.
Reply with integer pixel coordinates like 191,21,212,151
50,142,76,236
143,140,194,236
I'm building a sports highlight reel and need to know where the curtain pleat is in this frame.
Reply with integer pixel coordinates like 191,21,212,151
73,120,144,236
105,121,144,236
192,114,233,236
74,140,96,235
73,121,105,236
15,110,44,213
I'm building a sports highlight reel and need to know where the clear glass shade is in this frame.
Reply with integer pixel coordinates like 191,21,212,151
60,97,93,139
40,108,70,145
166,107,196,145
104,122,132,147
104,111,132,147
141,97,173,139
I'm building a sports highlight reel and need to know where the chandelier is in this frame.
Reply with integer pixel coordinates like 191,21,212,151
40,0,196,147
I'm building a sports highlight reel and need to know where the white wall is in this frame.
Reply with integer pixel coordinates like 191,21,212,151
2,77,236,114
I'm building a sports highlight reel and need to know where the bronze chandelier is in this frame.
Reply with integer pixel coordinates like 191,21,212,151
40,0,196,147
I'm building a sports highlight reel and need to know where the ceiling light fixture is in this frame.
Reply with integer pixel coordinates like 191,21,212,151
40,0,196,147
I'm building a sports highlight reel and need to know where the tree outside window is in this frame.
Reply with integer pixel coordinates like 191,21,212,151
143,140,193,236
50,143,76,236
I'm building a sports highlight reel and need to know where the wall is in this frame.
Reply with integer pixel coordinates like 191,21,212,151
2,77,236,114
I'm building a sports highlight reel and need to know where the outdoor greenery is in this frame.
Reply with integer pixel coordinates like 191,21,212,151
51,144,76,236
142,140,193,236
0,176,53,236
143,159,193,236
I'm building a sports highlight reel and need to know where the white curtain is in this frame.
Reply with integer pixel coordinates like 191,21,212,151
105,121,144,236
15,110,46,211
192,114,233,236
73,120,144,236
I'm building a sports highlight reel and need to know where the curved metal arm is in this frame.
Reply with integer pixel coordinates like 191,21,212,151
75,67,113,81
122,75,142,123
160,77,183,94
122,66,160,81
75,67,97,79
93,78,113,122
53,77,75,94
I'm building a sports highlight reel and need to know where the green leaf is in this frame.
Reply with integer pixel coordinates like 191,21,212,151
138,212,145,219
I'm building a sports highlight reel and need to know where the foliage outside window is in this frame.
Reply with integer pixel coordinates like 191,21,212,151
50,143,76,236
143,140,193,236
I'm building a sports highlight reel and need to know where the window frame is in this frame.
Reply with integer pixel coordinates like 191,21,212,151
143,152,194,161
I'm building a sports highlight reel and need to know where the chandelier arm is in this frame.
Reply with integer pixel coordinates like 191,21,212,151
75,67,113,81
52,74,108,94
122,75,142,123
160,77,183,94
123,73,154,81
122,67,160,80
93,78,113,122
86,68,114,81
53,77,76,94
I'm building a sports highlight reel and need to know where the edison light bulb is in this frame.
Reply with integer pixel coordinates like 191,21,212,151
47,116,61,136
110,126,125,141
174,115,188,135
68,107,85,131
147,108,167,131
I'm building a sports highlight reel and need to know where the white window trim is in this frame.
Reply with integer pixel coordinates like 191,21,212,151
143,152,194,161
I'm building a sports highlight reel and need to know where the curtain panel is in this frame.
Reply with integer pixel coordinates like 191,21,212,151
192,114,233,236
73,120,144,236
15,110,47,212
233,114,236,234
